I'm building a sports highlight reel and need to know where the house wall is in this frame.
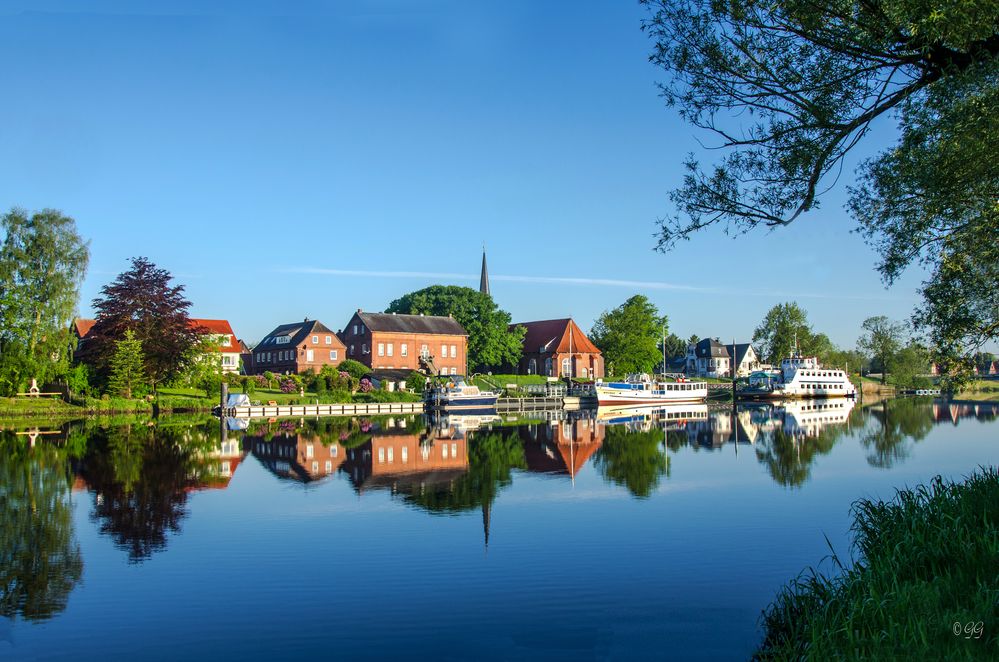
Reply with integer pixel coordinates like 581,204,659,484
519,351,603,379
341,322,467,375
250,333,346,375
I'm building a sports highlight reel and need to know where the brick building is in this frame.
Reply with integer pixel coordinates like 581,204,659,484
249,319,346,375
340,310,468,376
513,318,604,379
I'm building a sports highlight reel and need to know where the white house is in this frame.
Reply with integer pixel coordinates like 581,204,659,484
686,338,760,378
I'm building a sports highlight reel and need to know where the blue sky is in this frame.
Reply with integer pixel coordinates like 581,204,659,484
0,0,930,348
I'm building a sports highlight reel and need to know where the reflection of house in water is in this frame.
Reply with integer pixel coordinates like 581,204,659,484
245,429,347,484
190,437,247,491
519,415,604,478
932,401,999,425
684,409,759,448
341,424,468,494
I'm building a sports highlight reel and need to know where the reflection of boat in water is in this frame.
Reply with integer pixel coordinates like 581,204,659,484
738,353,856,400
424,379,499,412
594,374,707,406
776,398,856,436
596,403,708,428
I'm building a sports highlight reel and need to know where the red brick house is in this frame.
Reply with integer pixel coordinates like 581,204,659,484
340,310,468,376
513,318,604,379
250,319,346,375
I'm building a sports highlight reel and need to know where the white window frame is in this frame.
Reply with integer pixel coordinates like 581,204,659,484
325,336,332,345
401,344,408,357
330,350,338,361
378,343,385,357
387,343,393,357
306,349,314,362
312,335,319,344
450,344,457,358
441,344,447,359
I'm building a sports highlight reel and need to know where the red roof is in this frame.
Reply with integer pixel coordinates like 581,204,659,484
74,318,95,338
513,318,601,355
189,318,239,352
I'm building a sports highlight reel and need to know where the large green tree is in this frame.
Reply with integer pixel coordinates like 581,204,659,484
0,208,90,394
84,257,199,390
752,302,815,365
385,285,525,372
857,315,907,383
642,0,999,366
590,295,668,374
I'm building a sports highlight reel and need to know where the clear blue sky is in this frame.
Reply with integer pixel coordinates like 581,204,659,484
0,0,929,348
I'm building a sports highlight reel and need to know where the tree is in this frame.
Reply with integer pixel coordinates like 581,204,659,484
642,0,999,363
889,343,932,389
85,257,199,389
661,332,687,360
181,336,224,398
0,208,90,394
752,302,813,365
106,330,146,399
385,285,525,371
590,295,668,374
857,316,907,383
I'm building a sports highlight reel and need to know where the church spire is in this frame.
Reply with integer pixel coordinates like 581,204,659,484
479,247,490,296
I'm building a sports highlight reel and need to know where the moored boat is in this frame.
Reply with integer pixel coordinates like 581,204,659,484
424,378,499,412
738,354,856,400
594,374,707,406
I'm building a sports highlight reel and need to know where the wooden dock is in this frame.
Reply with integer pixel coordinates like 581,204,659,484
218,402,424,418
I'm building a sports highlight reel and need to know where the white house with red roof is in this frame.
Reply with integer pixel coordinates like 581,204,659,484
189,319,242,373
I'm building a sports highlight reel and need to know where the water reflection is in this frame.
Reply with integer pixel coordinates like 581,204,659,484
0,426,83,622
2,398,996,626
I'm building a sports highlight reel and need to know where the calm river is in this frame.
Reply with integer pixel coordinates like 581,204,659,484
2,398,996,660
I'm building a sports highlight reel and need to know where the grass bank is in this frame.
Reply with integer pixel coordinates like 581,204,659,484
755,467,998,660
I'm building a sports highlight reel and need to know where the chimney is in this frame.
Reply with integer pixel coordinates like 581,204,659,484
357,308,363,313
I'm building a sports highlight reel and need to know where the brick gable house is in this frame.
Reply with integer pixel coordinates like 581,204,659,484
340,310,468,376
250,319,346,375
513,318,604,379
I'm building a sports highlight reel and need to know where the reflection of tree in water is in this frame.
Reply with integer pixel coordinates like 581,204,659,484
593,426,669,498
0,431,84,622
755,424,845,488
399,429,526,517
861,399,934,469
80,422,216,563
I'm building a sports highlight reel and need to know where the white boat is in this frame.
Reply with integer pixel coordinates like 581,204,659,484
739,354,856,400
424,379,499,411
594,374,707,406
596,402,709,426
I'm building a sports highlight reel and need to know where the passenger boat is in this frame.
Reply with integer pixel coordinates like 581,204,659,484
424,379,499,412
594,374,707,406
596,402,708,426
738,354,856,400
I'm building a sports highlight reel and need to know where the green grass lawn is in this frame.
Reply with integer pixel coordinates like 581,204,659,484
0,396,82,417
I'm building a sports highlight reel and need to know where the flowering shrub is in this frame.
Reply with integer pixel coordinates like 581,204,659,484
279,378,298,393
358,377,374,393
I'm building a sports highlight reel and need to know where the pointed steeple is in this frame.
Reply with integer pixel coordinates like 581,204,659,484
479,248,490,296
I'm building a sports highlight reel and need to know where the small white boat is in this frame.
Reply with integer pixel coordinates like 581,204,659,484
424,379,499,411
594,374,707,406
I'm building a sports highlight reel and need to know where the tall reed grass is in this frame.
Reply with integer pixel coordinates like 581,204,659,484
755,467,998,660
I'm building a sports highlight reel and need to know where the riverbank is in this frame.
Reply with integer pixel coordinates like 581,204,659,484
754,467,998,660
0,389,422,418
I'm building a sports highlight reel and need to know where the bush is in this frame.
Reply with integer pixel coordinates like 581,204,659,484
279,378,298,394
338,359,370,380
66,363,93,398
263,371,275,388
406,371,427,393
358,377,374,393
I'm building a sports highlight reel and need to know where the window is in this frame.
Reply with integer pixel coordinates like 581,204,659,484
325,460,332,472
387,343,393,357
401,344,408,357
330,350,338,361
378,343,385,357
442,445,449,459
325,336,332,345
451,367,458,375
450,344,456,358
387,447,394,462
360,324,366,333
352,324,358,335
306,349,314,362
331,446,338,457
451,443,457,458
528,358,537,374
545,358,553,376
561,358,571,377
306,444,314,459
441,344,447,359
378,448,385,463
421,344,429,358
312,335,319,344
350,344,355,355
401,446,408,463
362,344,368,354
312,461,318,473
